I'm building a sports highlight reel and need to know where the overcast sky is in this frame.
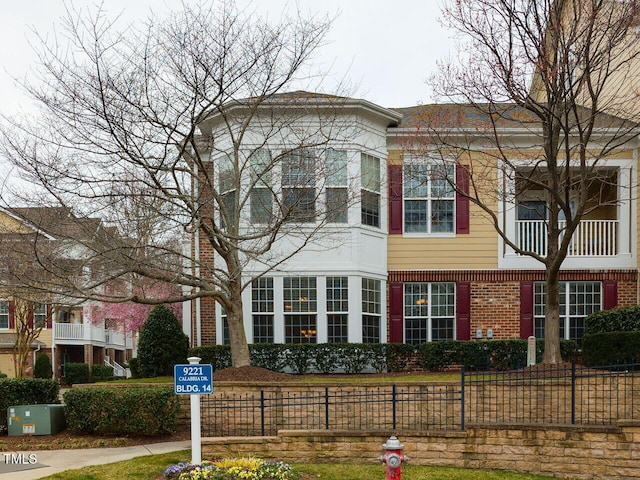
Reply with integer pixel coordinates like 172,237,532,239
0,0,455,116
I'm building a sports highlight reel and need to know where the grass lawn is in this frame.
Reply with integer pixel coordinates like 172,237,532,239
39,452,561,480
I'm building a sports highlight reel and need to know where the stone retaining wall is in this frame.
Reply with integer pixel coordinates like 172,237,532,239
202,422,640,479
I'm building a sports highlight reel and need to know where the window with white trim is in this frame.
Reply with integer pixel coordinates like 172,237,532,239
0,301,8,329
252,277,274,343
361,153,380,227
284,277,317,343
326,276,348,342
404,283,455,343
362,278,381,343
218,154,236,228
34,304,47,329
534,281,601,344
326,150,348,223
250,150,274,224
282,150,316,222
403,160,455,233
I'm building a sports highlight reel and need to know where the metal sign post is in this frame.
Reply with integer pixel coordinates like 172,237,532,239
174,357,214,465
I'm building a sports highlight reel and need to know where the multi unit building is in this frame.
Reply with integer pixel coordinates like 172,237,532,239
183,92,639,349
0,207,135,379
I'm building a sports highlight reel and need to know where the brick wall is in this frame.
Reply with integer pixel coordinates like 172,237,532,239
202,423,640,479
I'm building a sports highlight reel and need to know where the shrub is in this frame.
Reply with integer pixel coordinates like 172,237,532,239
582,331,640,366
63,387,179,436
0,370,7,379
250,344,287,372
585,306,640,334
138,305,190,377
34,353,53,379
128,357,141,378
0,378,59,433
189,345,232,371
64,363,90,385
283,344,315,374
386,343,418,372
91,365,115,382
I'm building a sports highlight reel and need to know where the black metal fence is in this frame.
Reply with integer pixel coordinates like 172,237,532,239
463,362,640,426
201,384,463,436
200,362,640,436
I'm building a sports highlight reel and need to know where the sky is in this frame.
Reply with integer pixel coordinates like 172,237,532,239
0,0,455,116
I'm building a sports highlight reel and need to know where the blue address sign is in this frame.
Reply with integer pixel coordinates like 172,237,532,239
174,364,214,395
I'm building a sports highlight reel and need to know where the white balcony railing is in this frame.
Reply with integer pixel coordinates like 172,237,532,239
54,322,84,340
516,219,618,257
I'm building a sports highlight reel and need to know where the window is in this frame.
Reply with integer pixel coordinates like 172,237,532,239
362,278,381,343
404,283,455,343
282,150,316,222
252,277,274,343
284,277,317,343
403,161,455,233
0,301,8,329
326,150,348,223
250,150,274,224
220,306,230,345
361,153,380,227
34,304,47,329
327,276,348,342
534,282,601,344
218,154,236,228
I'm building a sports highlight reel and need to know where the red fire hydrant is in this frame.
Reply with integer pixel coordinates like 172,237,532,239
377,436,408,480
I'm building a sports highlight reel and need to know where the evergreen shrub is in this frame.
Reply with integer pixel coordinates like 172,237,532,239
0,378,59,433
64,363,90,384
138,305,189,377
34,353,53,379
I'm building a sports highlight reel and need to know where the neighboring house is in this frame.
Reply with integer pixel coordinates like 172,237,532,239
187,93,639,348
0,207,135,379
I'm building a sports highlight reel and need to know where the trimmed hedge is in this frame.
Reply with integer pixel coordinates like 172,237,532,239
585,306,640,334
189,340,577,374
34,353,53,379
582,331,640,366
63,387,180,436
0,379,59,433
91,365,116,382
64,362,90,385
420,339,577,371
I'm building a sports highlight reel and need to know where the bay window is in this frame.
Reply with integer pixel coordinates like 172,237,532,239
362,278,381,342
282,150,316,222
361,153,380,227
284,277,317,343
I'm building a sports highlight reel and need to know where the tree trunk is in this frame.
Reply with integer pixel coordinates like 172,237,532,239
543,266,562,364
227,281,251,368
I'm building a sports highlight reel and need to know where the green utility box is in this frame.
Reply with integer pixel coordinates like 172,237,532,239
7,404,66,436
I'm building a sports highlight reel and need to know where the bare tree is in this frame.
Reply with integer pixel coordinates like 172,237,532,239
421,0,640,363
0,2,357,367
12,298,51,378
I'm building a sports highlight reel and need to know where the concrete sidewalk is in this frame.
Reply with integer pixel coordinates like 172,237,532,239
0,440,190,479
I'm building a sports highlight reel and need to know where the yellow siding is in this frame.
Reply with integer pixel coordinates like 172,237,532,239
38,329,53,347
0,211,33,234
388,207,498,270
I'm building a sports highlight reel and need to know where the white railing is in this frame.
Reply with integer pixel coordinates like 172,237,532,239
516,220,618,256
54,322,107,342
104,356,129,378
54,322,84,340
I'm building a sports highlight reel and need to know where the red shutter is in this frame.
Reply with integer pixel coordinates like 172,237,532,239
389,283,404,343
603,281,617,310
8,301,15,329
455,164,470,234
520,281,534,339
456,282,471,340
388,165,403,234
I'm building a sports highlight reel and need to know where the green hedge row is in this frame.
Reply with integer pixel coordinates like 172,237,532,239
585,306,640,334
189,340,577,374
419,339,577,371
582,331,640,366
62,363,119,384
0,379,59,433
63,387,180,436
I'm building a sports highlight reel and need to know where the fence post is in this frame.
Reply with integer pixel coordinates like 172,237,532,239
325,387,330,429
460,366,465,431
392,385,397,430
571,360,576,425
260,390,265,436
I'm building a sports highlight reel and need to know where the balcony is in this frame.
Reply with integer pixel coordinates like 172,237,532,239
516,220,618,257
54,322,127,347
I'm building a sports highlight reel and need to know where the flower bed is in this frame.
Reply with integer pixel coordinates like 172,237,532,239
163,457,299,480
